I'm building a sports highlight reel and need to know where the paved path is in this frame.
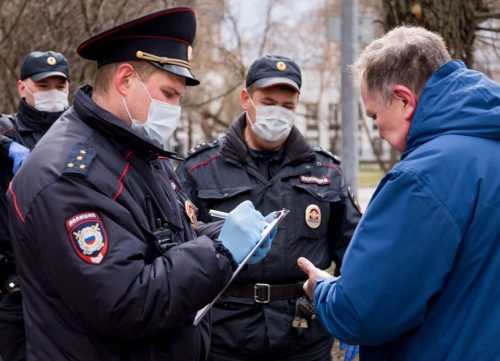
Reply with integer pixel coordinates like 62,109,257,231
357,186,377,212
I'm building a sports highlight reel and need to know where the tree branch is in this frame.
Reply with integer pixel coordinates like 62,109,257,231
0,0,29,45
476,26,500,32
475,12,500,21
184,82,241,108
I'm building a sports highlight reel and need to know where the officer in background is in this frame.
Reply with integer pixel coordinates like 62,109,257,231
0,50,70,361
7,8,273,361
176,55,361,361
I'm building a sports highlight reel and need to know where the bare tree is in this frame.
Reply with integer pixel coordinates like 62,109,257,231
0,0,198,114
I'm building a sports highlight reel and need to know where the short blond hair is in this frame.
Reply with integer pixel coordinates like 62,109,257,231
353,26,451,105
93,60,159,95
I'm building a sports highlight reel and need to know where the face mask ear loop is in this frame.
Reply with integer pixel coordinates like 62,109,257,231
246,92,257,127
121,96,135,124
135,72,153,101
23,82,34,96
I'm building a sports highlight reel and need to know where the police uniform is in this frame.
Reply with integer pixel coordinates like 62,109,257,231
176,112,362,360
0,50,69,361
7,8,234,360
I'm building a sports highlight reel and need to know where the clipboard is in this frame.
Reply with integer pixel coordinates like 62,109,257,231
193,208,289,326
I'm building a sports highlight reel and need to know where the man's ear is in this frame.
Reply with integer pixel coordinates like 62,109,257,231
17,79,27,98
114,63,135,96
240,88,250,111
393,84,417,121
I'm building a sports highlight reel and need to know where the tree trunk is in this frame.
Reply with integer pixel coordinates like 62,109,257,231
383,0,488,67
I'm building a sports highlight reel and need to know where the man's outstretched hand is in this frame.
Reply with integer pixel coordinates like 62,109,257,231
297,257,335,300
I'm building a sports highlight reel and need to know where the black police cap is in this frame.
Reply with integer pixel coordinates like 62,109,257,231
77,7,199,86
20,51,69,81
246,55,301,92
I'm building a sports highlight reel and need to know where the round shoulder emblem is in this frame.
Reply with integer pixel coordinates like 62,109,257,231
276,61,287,71
47,56,57,65
305,204,321,229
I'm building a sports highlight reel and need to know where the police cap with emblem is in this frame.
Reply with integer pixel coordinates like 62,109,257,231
20,51,69,81
77,7,199,86
246,55,301,92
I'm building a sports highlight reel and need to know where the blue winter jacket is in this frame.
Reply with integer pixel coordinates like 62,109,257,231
314,60,500,360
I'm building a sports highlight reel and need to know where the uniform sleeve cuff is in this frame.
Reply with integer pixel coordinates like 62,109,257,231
213,240,238,270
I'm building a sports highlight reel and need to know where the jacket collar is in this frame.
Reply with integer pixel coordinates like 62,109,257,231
73,85,182,160
221,112,315,165
16,98,63,133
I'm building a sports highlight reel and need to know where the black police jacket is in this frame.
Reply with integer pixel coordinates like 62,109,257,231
0,100,62,258
7,86,233,361
176,114,362,358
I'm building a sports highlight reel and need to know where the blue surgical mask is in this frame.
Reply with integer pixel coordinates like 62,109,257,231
247,96,295,143
122,73,181,147
24,83,68,113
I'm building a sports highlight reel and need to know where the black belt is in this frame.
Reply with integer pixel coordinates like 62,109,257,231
223,282,304,303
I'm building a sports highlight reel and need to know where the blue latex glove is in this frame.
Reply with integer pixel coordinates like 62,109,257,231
340,341,359,361
249,211,278,263
219,200,266,264
8,141,30,174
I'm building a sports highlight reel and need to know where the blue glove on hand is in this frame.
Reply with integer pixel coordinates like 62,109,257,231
219,201,266,264
8,141,30,174
248,211,278,263
340,341,359,361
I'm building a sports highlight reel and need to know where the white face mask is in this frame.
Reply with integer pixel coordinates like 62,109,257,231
122,73,181,147
248,97,295,143
24,84,69,113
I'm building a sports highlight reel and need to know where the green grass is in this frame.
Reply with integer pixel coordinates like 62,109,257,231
359,165,385,187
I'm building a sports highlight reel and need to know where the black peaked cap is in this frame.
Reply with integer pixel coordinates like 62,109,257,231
77,7,199,86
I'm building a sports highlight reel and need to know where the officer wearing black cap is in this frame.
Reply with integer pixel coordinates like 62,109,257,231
0,50,69,361
176,55,362,361
6,8,273,361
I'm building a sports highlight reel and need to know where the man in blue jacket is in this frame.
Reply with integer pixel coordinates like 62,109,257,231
299,26,500,360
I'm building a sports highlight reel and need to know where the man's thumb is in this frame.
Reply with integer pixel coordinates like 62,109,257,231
297,257,315,275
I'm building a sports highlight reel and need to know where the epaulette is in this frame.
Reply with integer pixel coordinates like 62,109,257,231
0,114,15,133
313,146,341,164
185,138,220,159
62,143,96,177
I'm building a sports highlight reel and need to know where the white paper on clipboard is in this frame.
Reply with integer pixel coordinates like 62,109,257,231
193,208,289,326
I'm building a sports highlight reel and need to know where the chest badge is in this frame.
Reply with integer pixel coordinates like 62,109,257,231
305,204,321,229
66,212,108,264
185,200,197,225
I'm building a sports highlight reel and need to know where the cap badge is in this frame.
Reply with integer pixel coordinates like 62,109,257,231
188,46,193,62
47,56,57,65
305,204,321,229
276,61,287,71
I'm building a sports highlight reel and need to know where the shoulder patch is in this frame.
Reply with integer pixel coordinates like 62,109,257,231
65,211,108,264
186,139,220,159
62,143,96,176
313,146,341,164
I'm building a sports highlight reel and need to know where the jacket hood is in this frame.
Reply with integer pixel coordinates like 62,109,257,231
403,60,500,158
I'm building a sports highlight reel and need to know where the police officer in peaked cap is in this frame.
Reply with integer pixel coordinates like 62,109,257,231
0,49,70,361
7,8,275,360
